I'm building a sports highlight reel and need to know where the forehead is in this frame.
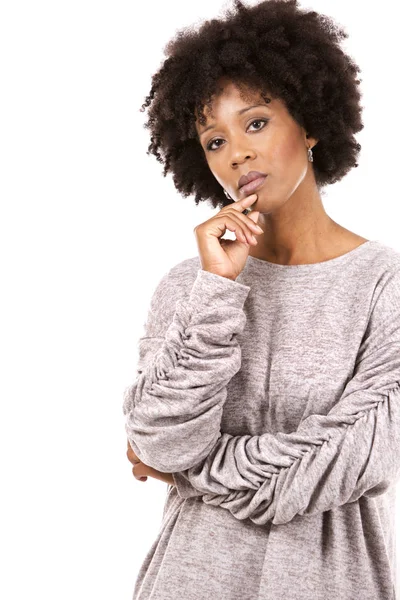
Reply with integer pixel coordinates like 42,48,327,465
195,81,274,130
197,82,261,114
195,84,278,136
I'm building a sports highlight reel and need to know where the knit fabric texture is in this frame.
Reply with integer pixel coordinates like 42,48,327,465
123,239,400,600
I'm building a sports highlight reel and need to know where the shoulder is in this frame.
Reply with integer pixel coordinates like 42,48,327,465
368,240,400,272
361,241,400,317
355,241,400,293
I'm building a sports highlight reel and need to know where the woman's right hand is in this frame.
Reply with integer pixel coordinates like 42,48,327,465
193,193,263,281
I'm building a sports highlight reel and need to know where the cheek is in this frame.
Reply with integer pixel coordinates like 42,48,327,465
274,133,299,160
269,133,306,176
205,161,225,188
211,170,224,188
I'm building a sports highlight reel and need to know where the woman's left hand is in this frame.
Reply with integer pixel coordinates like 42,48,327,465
126,439,175,486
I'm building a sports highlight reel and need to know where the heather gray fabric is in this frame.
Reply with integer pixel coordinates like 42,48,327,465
123,239,400,600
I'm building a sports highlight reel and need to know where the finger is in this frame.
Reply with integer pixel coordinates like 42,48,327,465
133,470,147,482
132,463,148,481
222,213,259,246
127,439,137,458
247,210,261,224
225,207,264,235
126,447,141,465
229,193,258,213
133,461,169,485
219,215,250,245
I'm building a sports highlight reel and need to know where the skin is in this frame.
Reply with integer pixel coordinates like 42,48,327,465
195,78,368,265
126,79,369,485
126,439,175,486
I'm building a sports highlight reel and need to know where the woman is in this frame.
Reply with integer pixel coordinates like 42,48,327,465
123,1,400,598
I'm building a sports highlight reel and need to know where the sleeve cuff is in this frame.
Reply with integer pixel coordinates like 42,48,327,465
172,471,203,499
188,268,251,312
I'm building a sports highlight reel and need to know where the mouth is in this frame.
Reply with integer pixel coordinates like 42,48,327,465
238,175,267,196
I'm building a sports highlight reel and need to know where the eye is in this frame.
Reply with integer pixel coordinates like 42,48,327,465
206,118,269,152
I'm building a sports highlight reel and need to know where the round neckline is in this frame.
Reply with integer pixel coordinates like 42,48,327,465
246,240,378,272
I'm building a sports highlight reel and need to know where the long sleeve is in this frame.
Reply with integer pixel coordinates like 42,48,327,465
122,265,251,473
172,267,400,526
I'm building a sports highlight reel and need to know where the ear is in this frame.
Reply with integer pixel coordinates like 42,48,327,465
306,133,319,149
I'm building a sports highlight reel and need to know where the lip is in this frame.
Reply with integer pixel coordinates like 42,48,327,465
238,175,267,195
238,170,267,189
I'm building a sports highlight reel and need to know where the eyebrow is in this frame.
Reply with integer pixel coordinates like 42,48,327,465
199,103,270,136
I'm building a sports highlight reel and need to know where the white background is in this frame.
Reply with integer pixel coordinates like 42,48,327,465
1,1,399,598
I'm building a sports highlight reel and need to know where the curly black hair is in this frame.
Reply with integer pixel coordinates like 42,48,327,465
139,0,364,210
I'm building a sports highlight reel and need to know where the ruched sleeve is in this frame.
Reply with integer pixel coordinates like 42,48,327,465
122,266,251,473
172,268,400,526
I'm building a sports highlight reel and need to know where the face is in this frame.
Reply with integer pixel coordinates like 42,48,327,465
195,79,318,215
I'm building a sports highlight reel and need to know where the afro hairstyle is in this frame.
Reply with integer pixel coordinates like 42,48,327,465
139,0,364,210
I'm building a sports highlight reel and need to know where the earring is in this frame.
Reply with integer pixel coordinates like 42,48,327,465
223,189,233,200
307,146,313,162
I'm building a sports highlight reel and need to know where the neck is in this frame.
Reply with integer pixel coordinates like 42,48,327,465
251,179,342,266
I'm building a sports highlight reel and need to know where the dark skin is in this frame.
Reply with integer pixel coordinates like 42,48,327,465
126,80,368,484
195,78,368,265
126,439,175,486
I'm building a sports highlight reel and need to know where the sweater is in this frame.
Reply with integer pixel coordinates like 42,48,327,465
123,239,400,600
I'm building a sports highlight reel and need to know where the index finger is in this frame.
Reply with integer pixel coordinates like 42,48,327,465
231,193,258,215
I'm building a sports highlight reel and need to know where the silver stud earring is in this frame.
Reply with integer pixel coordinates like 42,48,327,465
223,189,233,200
307,146,313,162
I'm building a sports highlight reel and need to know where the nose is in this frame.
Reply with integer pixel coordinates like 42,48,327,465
229,138,256,166
232,153,252,166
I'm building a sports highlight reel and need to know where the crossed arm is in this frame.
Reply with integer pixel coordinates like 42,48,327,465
126,437,175,485
123,265,400,525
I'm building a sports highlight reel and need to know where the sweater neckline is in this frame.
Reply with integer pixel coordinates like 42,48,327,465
246,240,378,272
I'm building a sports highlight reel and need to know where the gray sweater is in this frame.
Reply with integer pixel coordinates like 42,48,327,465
123,239,400,600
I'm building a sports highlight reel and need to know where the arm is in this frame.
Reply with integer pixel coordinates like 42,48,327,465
171,268,400,526
122,266,251,473
126,439,175,485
